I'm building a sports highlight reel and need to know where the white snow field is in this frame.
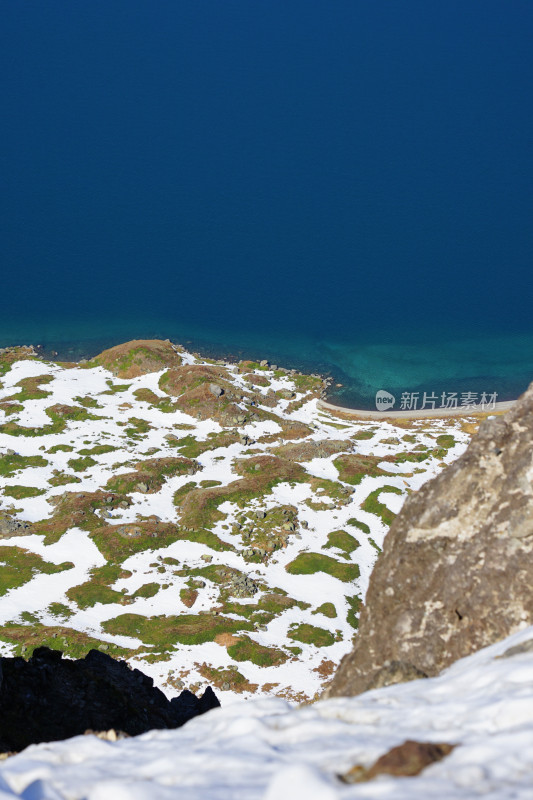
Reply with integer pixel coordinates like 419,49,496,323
1,625,533,799
0,344,476,701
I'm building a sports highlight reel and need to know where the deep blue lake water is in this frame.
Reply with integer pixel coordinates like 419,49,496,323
2,1,533,408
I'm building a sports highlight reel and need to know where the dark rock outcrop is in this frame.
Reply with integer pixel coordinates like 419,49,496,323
327,384,533,696
0,513,32,538
0,647,220,752
341,740,455,783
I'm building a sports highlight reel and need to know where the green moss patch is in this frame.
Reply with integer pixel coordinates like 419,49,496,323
67,456,97,472
0,454,48,477
285,552,360,582
346,518,370,534
132,582,160,599
0,623,138,660
3,374,53,404
436,434,456,448
346,595,362,629
102,612,253,647
47,444,74,454
288,623,335,647
170,431,239,458
0,404,102,437
334,453,395,485
361,485,403,526
78,444,118,456
3,485,46,499
312,602,337,618
352,429,376,440
227,635,288,667
66,564,124,609
48,471,82,487
0,546,73,596
106,456,198,495
323,530,360,557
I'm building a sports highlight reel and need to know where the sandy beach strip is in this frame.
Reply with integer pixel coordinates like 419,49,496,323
317,398,516,420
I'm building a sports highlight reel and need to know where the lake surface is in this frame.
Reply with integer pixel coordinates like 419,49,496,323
2,1,532,408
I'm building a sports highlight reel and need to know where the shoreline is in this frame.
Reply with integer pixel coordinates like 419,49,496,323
317,397,516,420
1,339,523,419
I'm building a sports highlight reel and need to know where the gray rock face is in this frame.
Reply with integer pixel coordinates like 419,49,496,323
327,383,533,697
209,383,224,397
0,514,32,539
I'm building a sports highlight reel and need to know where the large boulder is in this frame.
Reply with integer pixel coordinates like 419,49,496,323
0,647,220,752
327,383,533,697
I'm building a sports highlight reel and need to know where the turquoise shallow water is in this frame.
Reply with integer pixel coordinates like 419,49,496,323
1,314,531,410
1,2,532,408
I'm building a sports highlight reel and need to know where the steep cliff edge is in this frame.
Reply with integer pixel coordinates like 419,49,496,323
327,383,533,697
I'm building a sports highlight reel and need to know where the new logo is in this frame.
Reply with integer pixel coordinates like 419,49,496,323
375,390,395,411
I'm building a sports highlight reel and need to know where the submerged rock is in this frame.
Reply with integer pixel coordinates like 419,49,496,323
0,647,220,753
327,382,533,697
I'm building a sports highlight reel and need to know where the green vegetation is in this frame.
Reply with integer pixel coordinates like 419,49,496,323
292,374,323,392
173,481,197,506
322,530,360,557
178,456,306,531
361,485,403,526
312,602,337,618
132,582,160,599
4,374,53,403
48,471,82,486
0,453,48,477
106,457,197,495
73,395,102,408
0,404,101,437
352,429,376,440
102,612,253,647
286,552,360,582
132,388,176,413
47,444,74,453
3,485,46,499
91,343,177,378
0,622,137,660
346,595,362,629
436,434,456,448
103,381,131,394
346,518,370,534
0,546,73,596
78,444,118,455
124,416,151,438
47,602,74,620
67,456,97,472
334,454,395,485
66,564,124,609
227,635,288,666
288,623,335,648
171,431,239,459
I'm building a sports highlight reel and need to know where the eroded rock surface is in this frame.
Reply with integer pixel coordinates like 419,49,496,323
0,647,220,752
327,383,533,696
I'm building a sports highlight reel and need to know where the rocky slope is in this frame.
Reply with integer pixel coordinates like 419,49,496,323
328,382,533,697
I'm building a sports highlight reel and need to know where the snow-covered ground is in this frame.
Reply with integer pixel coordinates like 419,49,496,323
1,625,532,799
0,346,475,700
